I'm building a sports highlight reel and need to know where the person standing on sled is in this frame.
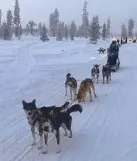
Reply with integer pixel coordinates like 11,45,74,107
107,39,119,66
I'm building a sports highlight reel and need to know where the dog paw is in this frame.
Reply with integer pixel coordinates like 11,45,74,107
68,135,72,138
64,133,68,136
42,150,48,154
42,147,48,154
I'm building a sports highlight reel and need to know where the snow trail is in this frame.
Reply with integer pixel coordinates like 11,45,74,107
0,39,137,161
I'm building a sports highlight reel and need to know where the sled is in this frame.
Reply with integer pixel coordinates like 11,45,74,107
107,53,120,72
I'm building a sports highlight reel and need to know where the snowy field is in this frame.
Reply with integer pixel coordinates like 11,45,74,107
0,36,137,161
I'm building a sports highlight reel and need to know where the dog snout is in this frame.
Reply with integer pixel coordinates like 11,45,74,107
28,112,32,116
44,126,49,132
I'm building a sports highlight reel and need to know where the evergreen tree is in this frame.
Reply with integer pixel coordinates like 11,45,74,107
1,22,8,40
49,8,59,37
38,22,42,36
7,10,13,40
89,16,100,43
13,0,21,38
7,10,13,27
64,24,68,40
78,25,84,37
28,20,36,36
106,17,111,38
121,24,127,40
69,20,77,41
61,21,65,38
49,13,55,37
128,19,134,38
25,24,30,35
40,24,49,42
54,8,59,36
82,1,89,38
102,23,107,40
19,24,22,36
56,21,64,41
56,21,65,39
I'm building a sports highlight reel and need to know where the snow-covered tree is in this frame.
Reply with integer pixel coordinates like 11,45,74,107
1,22,9,40
25,24,30,35
102,23,107,40
89,16,100,43
7,10,13,40
40,24,49,42
106,17,111,38
54,8,59,36
56,21,63,41
77,25,84,37
13,0,21,38
69,20,77,41
38,22,42,36
49,13,54,37
121,24,127,40
49,8,59,37
28,20,36,36
19,24,22,36
64,24,68,40
82,1,89,38
7,10,13,27
61,21,65,38
128,19,134,38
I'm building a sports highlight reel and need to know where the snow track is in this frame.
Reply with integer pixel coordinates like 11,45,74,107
0,39,137,161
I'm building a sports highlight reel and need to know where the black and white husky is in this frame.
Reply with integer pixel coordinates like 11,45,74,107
65,73,77,100
22,99,82,154
102,64,111,83
91,64,100,83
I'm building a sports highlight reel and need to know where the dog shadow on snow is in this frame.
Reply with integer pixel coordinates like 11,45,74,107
40,130,97,159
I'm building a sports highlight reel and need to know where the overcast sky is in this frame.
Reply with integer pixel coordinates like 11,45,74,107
1,0,137,33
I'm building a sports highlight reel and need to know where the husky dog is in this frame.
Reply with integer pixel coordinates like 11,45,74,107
65,73,77,100
102,65,111,83
98,47,106,54
77,78,97,103
39,104,82,154
22,99,82,154
91,64,100,83
22,99,69,148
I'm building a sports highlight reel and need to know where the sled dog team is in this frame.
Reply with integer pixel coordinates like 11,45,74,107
22,62,114,155
22,38,122,154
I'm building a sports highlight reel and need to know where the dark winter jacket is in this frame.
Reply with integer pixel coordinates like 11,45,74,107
108,41,119,54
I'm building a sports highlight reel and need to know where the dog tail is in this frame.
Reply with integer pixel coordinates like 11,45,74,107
67,104,83,114
61,101,70,110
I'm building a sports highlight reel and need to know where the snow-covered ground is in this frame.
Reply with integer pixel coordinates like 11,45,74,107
0,37,137,161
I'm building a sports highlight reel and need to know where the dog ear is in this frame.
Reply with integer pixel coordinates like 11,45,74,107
22,100,26,106
32,99,36,104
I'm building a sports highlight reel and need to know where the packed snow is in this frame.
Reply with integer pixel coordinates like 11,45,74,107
0,36,137,161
